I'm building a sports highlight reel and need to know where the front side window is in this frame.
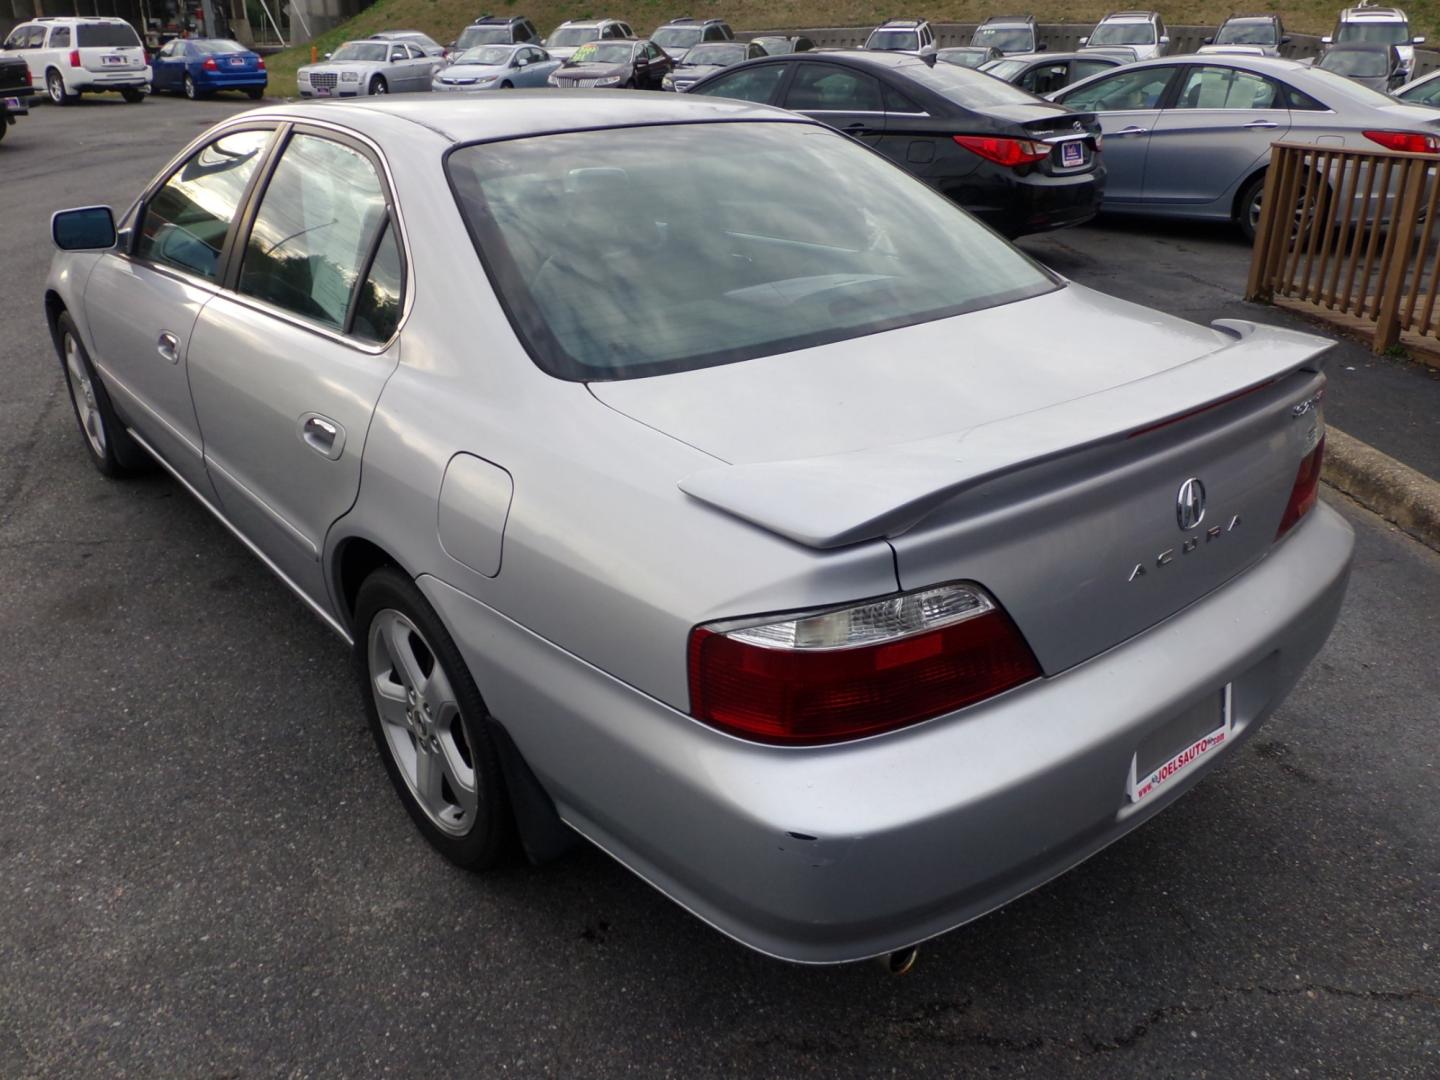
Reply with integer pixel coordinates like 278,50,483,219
689,63,785,103
76,22,142,47
1059,66,1176,111
136,129,272,281
238,133,389,331
446,123,1056,381
2,26,26,50
1175,66,1280,109
785,64,884,111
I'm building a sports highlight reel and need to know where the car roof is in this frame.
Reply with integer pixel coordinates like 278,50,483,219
1339,5,1406,18
239,93,805,146
558,19,624,27
990,50,1116,62
979,15,1036,25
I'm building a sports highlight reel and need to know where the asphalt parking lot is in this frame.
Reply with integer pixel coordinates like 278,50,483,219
1,95,1438,1078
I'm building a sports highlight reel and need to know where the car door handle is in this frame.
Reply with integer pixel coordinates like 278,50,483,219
299,413,345,460
1243,120,1280,129
1114,125,1148,136
157,332,179,363
842,122,872,135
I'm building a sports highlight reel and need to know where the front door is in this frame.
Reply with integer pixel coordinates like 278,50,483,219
187,128,405,605
83,126,276,493
1057,65,1179,203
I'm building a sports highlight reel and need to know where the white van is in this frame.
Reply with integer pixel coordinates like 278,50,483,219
1,17,150,104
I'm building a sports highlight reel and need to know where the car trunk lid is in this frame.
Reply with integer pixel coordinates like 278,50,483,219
591,286,1332,673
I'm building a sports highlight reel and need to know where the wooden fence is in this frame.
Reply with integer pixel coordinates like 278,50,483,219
1246,141,1440,353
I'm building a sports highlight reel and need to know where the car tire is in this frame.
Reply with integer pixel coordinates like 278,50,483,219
1240,169,1327,246
120,87,145,103
500,80,513,88
355,566,514,869
183,74,199,100
47,69,77,106
245,87,264,100
368,76,387,95
0,118,7,143
54,312,148,478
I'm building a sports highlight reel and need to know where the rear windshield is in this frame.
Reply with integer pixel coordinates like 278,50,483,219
981,58,1028,79
901,60,1051,106
447,123,1056,381
202,39,247,54
682,44,746,66
939,49,992,69
77,23,142,48
971,27,1033,51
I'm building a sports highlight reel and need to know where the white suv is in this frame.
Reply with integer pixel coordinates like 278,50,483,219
1,17,150,105
1326,5,1425,77
1081,11,1171,61
864,19,938,57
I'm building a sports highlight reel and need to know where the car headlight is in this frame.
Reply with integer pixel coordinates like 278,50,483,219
547,74,559,85
662,74,674,88
477,76,496,84
298,71,311,81
340,71,360,82
594,76,623,87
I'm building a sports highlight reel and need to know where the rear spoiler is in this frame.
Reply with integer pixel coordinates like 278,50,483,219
678,320,1333,549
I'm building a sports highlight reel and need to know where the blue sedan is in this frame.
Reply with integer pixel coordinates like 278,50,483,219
151,38,267,100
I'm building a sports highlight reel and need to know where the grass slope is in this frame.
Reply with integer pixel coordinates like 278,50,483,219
263,0,1440,92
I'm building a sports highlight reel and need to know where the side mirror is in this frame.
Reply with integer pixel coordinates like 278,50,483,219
1036,42,1048,51
1322,36,1332,45
1160,35,1170,44
323,51,333,59
1204,36,1214,45
1079,36,1089,46
1282,35,1293,45
540,37,547,46
1415,36,1427,45
52,206,116,251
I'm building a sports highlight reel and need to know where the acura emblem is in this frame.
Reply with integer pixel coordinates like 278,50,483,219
1176,477,1206,531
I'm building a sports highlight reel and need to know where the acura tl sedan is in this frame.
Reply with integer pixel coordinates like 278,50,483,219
45,94,1352,967
1053,54,1440,239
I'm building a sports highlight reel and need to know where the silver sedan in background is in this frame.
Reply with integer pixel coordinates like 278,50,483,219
297,39,441,97
1054,55,1440,238
432,44,560,90
43,95,1352,966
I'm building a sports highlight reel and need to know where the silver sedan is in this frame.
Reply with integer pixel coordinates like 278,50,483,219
297,39,441,97
1054,54,1440,238
44,94,1352,966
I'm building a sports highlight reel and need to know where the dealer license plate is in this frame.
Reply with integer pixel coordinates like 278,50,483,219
103,54,125,65
1126,686,1231,804
1060,140,1086,168
315,86,331,96
4,96,24,115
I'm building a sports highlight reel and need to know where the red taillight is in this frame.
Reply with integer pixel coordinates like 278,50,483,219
69,49,81,68
142,49,150,65
1275,435,1325,541
202,57,219,71
24,67,31,86
954,134,1051,168
257,57,267,69
1363,129,1439,154
687,584,1041,745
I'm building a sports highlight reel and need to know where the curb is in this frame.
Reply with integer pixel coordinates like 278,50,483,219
1323,427,1440,553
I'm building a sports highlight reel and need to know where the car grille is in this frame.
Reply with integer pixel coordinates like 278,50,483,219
310,72,338,89
557,77,598,87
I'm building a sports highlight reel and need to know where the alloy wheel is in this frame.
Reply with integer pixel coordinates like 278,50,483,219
48,71,65,105
367,609,477,836
184,75,196,99
64,333,106,457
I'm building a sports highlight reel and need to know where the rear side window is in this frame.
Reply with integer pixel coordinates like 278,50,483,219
76,23,142,48
785,64,884,111
351,224,404,343
49,27,71,48
690,63,785,103
137,129,272,281
239,133,390,332
1175,66,1280,109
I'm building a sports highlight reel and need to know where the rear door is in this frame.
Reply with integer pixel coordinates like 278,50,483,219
780,61,887,148
1057,65,1180,202
1143,65,1291,207
151,39,183,91
186,127,405,605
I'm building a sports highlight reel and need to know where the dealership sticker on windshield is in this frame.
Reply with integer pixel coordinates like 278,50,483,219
1126,687,1232,804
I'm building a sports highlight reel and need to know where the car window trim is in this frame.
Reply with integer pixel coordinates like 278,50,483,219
217,119,412,354
126,122,284,294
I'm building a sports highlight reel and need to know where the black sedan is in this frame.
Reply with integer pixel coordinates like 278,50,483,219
1317,43,1405,94
546,39,672,89
687,51,1104,237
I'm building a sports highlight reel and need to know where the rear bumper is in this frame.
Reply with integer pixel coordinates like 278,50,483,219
197,72,267,90
420,501,1353,964
75,69,151,90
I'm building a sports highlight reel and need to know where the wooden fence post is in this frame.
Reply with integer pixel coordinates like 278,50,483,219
1373,157,1429,353
1245,149,1285,302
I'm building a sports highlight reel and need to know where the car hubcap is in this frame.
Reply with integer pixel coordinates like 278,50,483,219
64,334,106,457
373,81,386,94
49,74,63,103
368,610,477,836
185,77,194,98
